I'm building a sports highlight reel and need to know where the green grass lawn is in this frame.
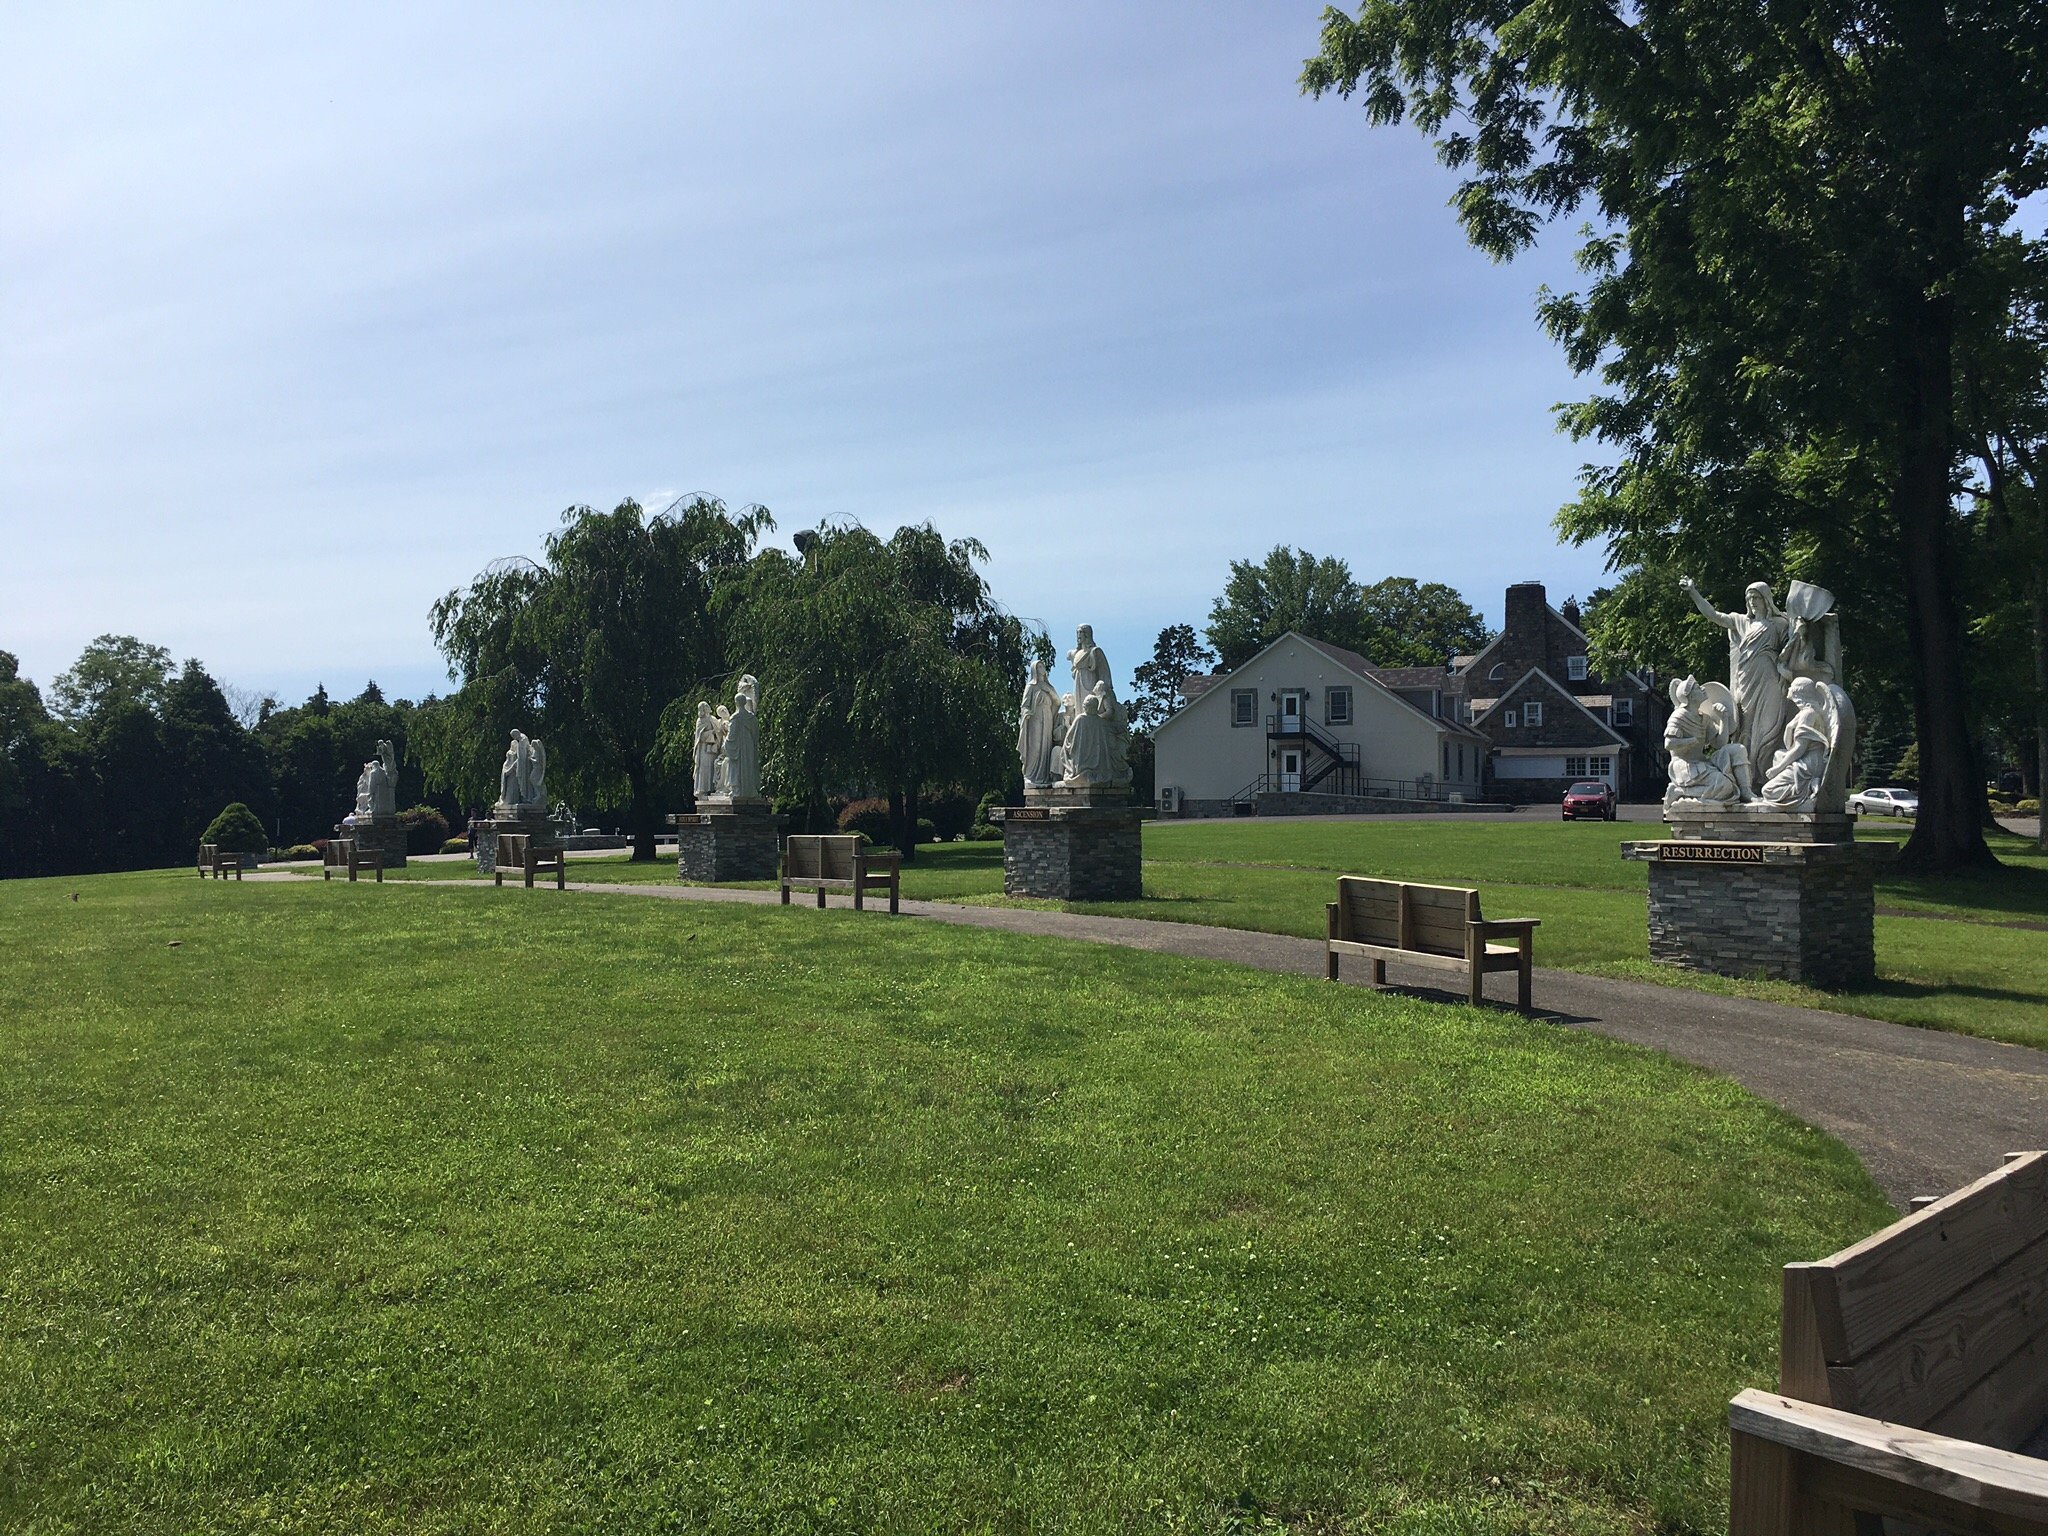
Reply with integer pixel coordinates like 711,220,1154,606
2,871,1892,1534
387,817,2048,1048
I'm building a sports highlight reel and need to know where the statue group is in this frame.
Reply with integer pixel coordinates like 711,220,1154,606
496,729,550,814
352,739,398,821
691,674,762,801
1017,625,1133,790
1665,577,1855,816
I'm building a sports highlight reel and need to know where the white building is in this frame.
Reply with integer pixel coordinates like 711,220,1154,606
1154,633,1489,816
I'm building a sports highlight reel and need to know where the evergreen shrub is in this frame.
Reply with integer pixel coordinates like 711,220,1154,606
201,803,267,856
399,805,450,854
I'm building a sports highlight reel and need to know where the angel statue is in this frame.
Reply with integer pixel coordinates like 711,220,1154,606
1663,676,1753,810
1753,677,1857,814
497,730,547,811
1680,576,1793,768
1016,659,1061,789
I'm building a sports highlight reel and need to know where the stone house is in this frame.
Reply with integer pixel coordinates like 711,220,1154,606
1452,580,1665,802
1155,632,1490,817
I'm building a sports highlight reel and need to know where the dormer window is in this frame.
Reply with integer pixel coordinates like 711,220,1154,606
1613,698,1634,727
1567,655,1588,681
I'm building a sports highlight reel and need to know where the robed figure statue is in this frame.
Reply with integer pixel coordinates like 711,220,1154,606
1017,660,1061,789
1680,577,1793,769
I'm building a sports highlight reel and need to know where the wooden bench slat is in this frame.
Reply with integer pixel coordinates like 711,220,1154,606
1926,1320,2048,1454
1731,1390,2048,1532
1828,1227,2048,1432
1793,1152,2048,1372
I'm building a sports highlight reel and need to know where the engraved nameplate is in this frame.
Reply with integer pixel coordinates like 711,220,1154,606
1657,842,1766,863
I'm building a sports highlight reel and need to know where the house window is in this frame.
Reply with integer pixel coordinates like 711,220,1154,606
1612,698,1633,727
1567,655,1588,681
1231,689,1256,727
1443,742,1450,777
1456,744,1464,777
1523,701,1544,727
1566,755,1614,778
1489,663,1506,681
1325,686,1352,724
1503,709,1517,728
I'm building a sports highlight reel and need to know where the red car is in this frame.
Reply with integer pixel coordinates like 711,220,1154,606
1561,780,1616,821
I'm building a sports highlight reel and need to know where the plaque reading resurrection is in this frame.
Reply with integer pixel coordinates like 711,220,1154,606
1657,842,1767,864
669,814,708,827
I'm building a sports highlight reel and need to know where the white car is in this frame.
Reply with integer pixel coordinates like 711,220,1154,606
1849,787,1919,818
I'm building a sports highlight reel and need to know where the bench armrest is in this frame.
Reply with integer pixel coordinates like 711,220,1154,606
1729,1389,2048,1531
1471,918,1539,936
857,850,903,869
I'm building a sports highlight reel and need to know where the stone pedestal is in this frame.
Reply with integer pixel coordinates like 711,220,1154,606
671,799,783,882
1623,835,1892,987
474,810,562,875
340,814,408,869
999,786,1143,900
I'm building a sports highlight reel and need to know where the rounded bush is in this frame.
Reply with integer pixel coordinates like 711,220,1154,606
968,822,1001,841
440,837,469,855
398,804,451,854
915,817,937,844
836,798,892,843
201,802,268,856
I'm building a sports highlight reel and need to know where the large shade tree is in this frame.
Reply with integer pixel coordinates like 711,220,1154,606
421,496,769,860
722,522,1029,857
1304,0,2048,869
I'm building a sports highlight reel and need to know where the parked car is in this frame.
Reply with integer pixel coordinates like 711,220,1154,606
1849,786,1919,818
1561,781,1616,821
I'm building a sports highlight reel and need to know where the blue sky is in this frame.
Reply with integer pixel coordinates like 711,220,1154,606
2,3,1613,708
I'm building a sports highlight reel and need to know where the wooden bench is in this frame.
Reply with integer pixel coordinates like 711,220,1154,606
197,843,244,880
780,834,901,913
1324,875,1539,1010
1730,1150,2048,1535
322,838,383,883
494,833,565,889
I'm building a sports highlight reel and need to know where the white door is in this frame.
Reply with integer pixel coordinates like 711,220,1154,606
1280,691,1303,726
1279,749,1302,793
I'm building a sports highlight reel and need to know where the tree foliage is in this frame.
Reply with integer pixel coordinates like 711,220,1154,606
1204,548,1488,671
1129,625,1219,732
1302,0,2048,868
421,496,769,859
718,523,1030,857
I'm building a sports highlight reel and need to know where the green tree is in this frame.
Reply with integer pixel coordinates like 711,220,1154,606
721,523,1028,858
1356,578,1490,668
1128,625,1217,731
423,496,769,860
47,635,172,721
200,802,268,856
1303,0,2048,870
1205,548,1369,669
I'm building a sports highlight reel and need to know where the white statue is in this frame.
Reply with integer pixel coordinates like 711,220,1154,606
1754,677,1856,814
1061,692,1117,785
1069,624,1109,708
1089,679,1133,785
1663,677,1753,810
712,675,760,799
1779,580,1842,687
691,701,724,799
1017,659,1061,788
497,729,548,812
1681,576,1793,769
356,739,398,819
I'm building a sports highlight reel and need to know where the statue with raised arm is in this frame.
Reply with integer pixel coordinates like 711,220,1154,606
1679,576,1793,767
1663,676,1753,810
1017,659,1061,789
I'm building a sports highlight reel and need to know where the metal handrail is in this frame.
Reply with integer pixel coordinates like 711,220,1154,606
1266,713,1361,763
1231,772,1461,805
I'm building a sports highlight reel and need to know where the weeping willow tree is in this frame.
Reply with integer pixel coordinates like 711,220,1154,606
418,495,769,859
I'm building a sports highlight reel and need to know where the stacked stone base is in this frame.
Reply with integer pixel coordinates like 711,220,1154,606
1624,838,1888,987
342,814,409,869
473,812,560,875
1000,796,1142,900
671,801,782,882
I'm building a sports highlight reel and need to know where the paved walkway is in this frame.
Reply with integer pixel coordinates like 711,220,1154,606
321,872,2042,1210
